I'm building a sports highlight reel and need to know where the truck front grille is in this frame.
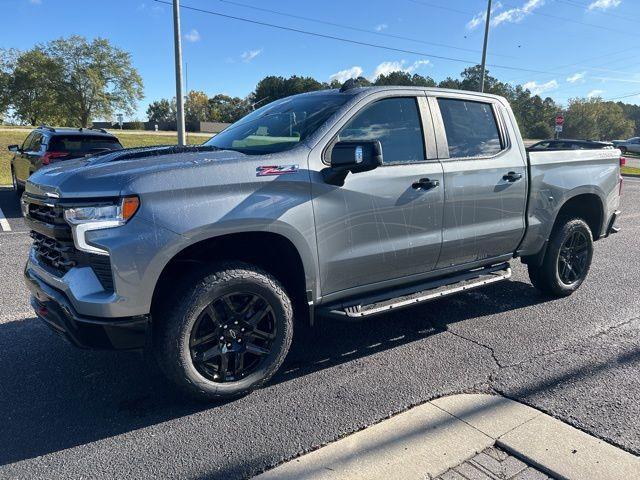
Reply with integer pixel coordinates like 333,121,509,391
31,231,114,291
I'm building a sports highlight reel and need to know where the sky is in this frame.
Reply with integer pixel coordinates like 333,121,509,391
2,0,640,120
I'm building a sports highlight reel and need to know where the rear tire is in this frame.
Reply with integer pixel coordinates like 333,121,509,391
619,146,627,155
153,262,294,401
528,217,593,297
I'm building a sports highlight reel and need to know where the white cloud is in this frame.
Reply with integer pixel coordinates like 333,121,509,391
587,89,605,97
567,72,586,83
467,2,503,30
329,66,364,83
241,48,263,62
588,0,621,11
371,59,430,79
523,79,559,95
184,29,201,42
374,24,388,32
492,0,544,27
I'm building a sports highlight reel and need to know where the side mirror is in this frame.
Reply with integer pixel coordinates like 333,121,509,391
8,145,20,153
323,140,383,186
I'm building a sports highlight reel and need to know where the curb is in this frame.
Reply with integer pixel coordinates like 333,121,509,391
253,394,639,480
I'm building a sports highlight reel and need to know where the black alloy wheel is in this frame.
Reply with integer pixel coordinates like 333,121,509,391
557,230,589,285
189,293,276,383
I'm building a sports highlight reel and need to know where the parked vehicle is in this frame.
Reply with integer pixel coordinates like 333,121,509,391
22,86,622,400
8,126,123,193
612,137,640,155
527,139,614,152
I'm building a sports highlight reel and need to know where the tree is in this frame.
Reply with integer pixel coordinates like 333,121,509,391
208,94,251,123
0,48,18,119
10,49,63,125
374,71,436,87
564,97,634,140
253,75,326,104
184,90,209,131
146,98,175,125
43,36,144,127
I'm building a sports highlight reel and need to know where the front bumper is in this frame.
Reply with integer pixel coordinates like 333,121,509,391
25,266,149,350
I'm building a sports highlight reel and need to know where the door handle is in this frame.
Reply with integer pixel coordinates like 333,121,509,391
502,171,523,182
412,178,440,190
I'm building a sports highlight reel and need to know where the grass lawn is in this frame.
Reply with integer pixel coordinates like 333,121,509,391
622,166,640,176
0,129,207,186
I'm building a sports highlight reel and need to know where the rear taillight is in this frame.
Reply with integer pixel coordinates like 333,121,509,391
42,151,69,165
620,156,626,166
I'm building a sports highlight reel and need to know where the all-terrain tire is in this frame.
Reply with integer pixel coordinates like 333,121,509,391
528,217,594,297
153,262,294,401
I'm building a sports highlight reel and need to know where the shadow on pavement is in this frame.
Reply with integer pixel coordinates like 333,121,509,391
0,187,22,220
1,280,549,466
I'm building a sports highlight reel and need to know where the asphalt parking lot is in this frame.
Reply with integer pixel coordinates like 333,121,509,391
0,180,639,480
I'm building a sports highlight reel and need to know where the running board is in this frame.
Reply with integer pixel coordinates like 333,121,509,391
324,263,512,319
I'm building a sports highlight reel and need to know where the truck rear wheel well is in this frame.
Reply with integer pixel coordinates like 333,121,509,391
151,232,308,318
555,193,604,240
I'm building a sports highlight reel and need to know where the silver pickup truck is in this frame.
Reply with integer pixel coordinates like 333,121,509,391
22,85,622,400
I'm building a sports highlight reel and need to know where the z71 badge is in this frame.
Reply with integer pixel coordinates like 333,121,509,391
256,165,299,176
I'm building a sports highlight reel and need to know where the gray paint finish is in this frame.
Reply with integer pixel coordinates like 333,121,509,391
23,86,621,319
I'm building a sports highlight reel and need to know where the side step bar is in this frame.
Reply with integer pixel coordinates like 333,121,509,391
324,263,512,319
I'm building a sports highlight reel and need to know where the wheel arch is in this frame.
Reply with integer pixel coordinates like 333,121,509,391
151,230,314,322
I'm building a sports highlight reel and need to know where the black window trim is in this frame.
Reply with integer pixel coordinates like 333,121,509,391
322,95,435,167
434,95,511,162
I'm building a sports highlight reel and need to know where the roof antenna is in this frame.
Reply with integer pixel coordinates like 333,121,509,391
340,78,360,92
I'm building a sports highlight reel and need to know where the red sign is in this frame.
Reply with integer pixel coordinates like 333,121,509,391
556,115,565,126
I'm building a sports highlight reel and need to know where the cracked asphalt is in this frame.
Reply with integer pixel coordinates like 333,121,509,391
0,180,638,479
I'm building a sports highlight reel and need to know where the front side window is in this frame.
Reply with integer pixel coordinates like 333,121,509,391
205,93,354,155
22,132,36,151
438,98,503,159
30,133,44,152
337,97,425,164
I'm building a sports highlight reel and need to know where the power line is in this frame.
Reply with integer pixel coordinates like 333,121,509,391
606,91,640,101
498,0,640,38
153,0,607,77
208,0,517,59
553,0,640,24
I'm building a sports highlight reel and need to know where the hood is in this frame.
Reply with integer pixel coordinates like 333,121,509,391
25,145,259,199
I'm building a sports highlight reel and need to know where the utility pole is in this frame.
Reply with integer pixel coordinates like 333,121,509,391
172,0,186,146
480,0,492,93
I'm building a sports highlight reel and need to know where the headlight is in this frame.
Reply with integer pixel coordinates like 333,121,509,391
64,196,139,255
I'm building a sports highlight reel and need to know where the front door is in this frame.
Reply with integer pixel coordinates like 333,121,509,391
311,95,444,296
431,96,527,269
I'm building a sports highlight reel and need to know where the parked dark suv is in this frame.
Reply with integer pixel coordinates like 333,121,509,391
9,126,123,193
526,139,613,152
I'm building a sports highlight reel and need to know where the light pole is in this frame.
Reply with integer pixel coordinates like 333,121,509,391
480,0,492,93
173,0,186,145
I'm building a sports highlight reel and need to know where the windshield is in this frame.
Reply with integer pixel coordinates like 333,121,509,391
204,93,352,155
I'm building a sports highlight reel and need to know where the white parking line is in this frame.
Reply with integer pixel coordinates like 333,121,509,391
0,206,11,232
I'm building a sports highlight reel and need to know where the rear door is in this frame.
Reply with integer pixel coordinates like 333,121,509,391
431,95,527,269
311,93,444,297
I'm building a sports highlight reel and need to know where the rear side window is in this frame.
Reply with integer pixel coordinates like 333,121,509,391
437,98,503,159
338,97,425,164
48,135,123,155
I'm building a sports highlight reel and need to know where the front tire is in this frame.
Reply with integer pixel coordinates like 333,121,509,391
619,146,627,155
153,262,294,400
528,217,594,297
11,168,23,194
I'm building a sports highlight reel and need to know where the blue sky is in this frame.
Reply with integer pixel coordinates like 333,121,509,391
3,0,640,120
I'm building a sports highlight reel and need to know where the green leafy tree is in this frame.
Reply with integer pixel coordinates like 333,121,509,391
0,48,19,119
374,71,436,87
564,97,634,140
253,75,326,103
146,98,175,124
208,94,251,123
618,102,640,137
184,90,209,131
10,49,64,125
44,36,144,127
